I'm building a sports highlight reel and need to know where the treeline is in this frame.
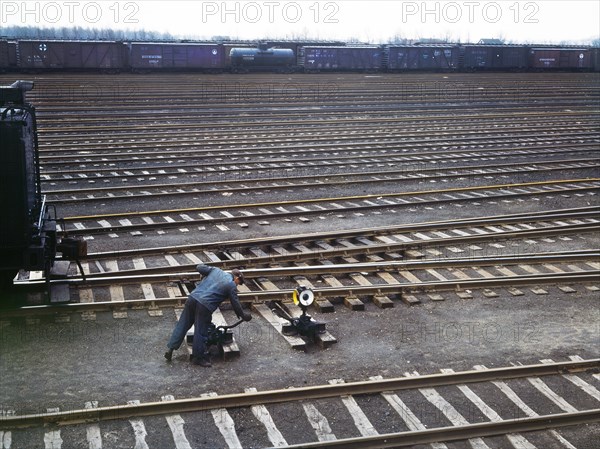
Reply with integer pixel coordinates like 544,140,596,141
0,26,176,41
1,26,598,46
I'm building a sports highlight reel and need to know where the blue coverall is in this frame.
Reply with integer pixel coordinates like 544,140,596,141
167,265,245,362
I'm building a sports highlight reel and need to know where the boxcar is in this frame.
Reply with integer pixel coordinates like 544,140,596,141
386,45,459,70
7,41,18,69
17,40,125,70
557,48,593,70
0,40,18,71
0,40,9,71
265,40,346,64
529,48,592,70
128,42,225,71
592,47,600,72
463,45,529,70
301,46,382,71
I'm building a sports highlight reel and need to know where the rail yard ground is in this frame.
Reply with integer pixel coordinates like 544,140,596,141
0,72,599,448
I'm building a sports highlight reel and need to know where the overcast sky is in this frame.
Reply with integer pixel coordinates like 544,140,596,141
1,1,599,44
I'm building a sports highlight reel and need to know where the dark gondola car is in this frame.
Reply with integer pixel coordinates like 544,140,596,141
300,46,382,71
462,45,529,70
386,45,459,71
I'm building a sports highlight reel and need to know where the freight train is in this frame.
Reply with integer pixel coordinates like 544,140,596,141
0,80,86,299
0,39,598,73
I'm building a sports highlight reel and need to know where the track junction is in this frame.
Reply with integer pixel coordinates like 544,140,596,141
0,71,598,448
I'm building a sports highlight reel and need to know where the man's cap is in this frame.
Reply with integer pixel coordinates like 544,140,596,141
231,269,244,284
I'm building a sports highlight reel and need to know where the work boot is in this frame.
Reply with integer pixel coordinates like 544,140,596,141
164,349,173,362
192,357,212,367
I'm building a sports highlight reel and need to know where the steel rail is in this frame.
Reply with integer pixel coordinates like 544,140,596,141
31,85,598,99
35,94,600,112
33,98,598,119
31,78,596,90
38,115,600,141
35,97,600,115
82,223,600,269
9,272,600,314
0,359,597,429
40,143,599,174
45,250,600,282
202,224,600,270
58,187,600,235
251,270,599,300
37,118,600,148
280,409,600,448
38,90,595,102
246,271,600,302
36,125,600,155
37,131,600,161
39,145,600,177
60,178,600,226
36,110,600,134
85,206,600,260
43,158,600,201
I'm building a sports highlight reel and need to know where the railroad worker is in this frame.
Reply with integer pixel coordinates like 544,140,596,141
165,265,251,367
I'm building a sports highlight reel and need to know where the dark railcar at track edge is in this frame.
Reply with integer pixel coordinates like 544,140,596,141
386,45,459,71
0,81,55,288
0,81,87,295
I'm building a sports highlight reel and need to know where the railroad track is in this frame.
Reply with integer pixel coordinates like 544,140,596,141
1,358,598,448
38,129,599,161
37,126,600,156
9,259,598,344
37,114,600,148
55,179,600,236
39,145,599,178
10,207,599,319
1,70,599,449
30,78,598,109
27,74,599,161
36,115,600,141
24,74,598,236
11,250,598,313
43,158,599,204
79,205,600,261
